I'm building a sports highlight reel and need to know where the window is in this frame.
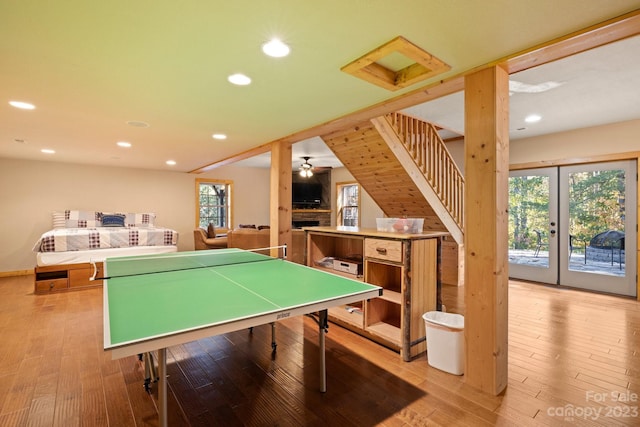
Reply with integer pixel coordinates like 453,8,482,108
336,182,360,227
196,179,232,229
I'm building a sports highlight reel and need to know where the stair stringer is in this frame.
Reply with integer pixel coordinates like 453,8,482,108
371,116,464,244
320,120,447,233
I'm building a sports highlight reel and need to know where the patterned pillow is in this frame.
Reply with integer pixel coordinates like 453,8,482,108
124,212,156,227
65,210,101,228
102,214,126,227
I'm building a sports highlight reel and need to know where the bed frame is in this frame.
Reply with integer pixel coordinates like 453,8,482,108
34,262,104,294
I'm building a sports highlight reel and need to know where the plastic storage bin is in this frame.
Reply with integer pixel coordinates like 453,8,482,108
423,311,465,375
376,218,424,233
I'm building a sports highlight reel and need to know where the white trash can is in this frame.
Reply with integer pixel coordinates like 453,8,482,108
423,311,464,375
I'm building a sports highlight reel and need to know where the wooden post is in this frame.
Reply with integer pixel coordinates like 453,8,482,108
463,65,509,395
270,142,293,256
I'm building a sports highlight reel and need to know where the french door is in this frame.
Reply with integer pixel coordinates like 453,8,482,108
508,160,636,297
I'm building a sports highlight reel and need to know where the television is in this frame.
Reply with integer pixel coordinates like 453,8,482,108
292,182,322,207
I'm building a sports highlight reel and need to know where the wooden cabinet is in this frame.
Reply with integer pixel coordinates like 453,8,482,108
305,226,446,361
34,262,103,294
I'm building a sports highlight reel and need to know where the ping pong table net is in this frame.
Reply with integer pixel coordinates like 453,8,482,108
92,246,287,280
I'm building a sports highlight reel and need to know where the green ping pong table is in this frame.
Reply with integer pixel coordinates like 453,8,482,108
102,248,382,427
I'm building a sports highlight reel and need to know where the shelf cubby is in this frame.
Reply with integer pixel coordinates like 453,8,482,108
304,226,443,360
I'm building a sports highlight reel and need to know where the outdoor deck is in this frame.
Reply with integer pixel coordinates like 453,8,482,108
509,249,625,277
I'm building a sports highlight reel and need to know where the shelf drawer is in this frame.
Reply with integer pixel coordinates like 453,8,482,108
35,278,68,293
365,238,403,263
69,267,103,288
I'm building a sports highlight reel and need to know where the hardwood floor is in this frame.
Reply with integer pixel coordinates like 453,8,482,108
0,275,638,426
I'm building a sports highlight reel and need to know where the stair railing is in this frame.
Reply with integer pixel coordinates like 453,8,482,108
386,112,464,230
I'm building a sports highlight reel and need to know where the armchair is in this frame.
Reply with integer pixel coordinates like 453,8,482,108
193,226,228,250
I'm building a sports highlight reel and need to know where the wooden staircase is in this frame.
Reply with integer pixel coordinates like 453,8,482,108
320,112,464,244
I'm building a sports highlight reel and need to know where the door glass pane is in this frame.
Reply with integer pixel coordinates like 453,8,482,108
567,169,626,277
508,175,550,268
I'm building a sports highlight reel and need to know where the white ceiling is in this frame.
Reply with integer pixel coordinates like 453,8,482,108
404,34,640,142
1,2,639,172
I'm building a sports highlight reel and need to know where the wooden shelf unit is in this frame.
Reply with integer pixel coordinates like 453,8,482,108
305,226,446,361
34,262,103,294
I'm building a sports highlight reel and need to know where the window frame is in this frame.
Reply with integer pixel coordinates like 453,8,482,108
336,181,360,227
195,178,233,229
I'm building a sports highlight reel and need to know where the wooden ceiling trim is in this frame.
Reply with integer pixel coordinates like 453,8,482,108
341,36,451,91
505,9,640,75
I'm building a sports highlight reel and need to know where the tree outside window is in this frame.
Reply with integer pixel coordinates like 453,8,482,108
337,182,359,227
196,179,232,229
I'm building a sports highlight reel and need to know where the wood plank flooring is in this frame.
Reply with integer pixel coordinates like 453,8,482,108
0,275,638,426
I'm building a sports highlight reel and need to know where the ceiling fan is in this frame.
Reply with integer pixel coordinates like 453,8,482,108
298,156,332,177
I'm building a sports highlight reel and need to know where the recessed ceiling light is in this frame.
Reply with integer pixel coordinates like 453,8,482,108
126,120,150,128
228,73,251,86
166,160,176,166
41,149,55,154
525,114,542,123
212,133,227,140
262,38,290,58
117,141,132,148
9,101,35,110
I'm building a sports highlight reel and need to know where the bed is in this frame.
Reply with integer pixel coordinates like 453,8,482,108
33,210,178,294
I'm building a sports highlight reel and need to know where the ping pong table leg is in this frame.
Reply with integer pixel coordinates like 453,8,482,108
143,352,158,392
158,348,168,427
319,309,328,393
248,323,278,351
271,322,277,351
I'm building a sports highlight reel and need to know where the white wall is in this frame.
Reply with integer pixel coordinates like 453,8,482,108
443,118,640,173
510,118,640,164
5,118,636,273
200,164,271,228
0,158,270,273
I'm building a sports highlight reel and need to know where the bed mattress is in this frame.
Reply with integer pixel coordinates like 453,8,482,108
36,245,178,267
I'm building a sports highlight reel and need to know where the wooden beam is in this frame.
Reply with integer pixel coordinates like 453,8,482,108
189,142,272,174
505,9,640,75
463,65,509,395
270,142,293,256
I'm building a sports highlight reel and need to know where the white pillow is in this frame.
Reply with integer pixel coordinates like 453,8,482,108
52,212,66,229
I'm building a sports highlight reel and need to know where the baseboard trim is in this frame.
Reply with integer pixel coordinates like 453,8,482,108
0,269,33,278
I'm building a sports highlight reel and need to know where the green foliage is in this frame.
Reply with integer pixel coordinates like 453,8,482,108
508,169,626,251
199,183,228,228
509,175,549,250
568,170,625,242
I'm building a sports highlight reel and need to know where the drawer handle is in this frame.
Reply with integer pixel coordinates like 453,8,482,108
90,260,97,281
376,247,387,255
